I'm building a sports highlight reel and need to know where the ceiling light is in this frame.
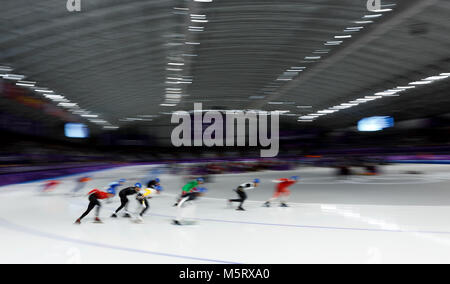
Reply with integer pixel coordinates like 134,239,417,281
396,86,416,89
34,88,54,93
2,74,25,80
371,9,393,13
334,35,352,39
16,81,36,87
363,14,383,18
0,66,13,72
424,75,448,81
325,41,343,45
58,102,78,108
409,81,432,85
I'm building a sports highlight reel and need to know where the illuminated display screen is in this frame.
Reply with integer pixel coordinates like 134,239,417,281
358,116,394,132
64,123,89,138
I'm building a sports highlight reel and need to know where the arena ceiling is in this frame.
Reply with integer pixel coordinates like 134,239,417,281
0,0,449,131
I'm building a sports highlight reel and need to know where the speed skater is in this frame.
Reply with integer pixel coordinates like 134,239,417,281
111,183,142,218
263,176,298,207
173,177,204,206
75,189,114,224
134,178,162,222
72,176,92,195
105,178,126,203
147,178,163,194
173,187,207,226
41,180,61,192
228,179,260,211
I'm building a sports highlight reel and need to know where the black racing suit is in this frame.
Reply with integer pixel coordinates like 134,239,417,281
79,194,101,220
147,180,158,188
230,187,247,208
114,187,138,214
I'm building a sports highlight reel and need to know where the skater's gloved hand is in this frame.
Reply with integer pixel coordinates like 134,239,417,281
196,187,207,193
156,185,163,191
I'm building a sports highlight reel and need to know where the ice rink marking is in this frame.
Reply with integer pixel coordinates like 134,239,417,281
0,217,240,264
69,199,450,236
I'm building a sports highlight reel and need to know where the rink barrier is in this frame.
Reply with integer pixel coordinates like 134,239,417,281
1,157,449,187
389,160,450,165
0,157,295,187
0,163,137,187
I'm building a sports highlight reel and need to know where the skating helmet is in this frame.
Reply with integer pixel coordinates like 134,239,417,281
290,176,299,181
134,183,142,189
155,178,160,183
253,178,261,184
196,177,205,183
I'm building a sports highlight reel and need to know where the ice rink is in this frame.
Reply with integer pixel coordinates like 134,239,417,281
1,164,450,264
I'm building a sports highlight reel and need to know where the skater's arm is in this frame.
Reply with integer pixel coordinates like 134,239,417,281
239,182,256,191
182,181,198,193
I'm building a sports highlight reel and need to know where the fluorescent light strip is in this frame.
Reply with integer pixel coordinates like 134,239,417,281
354,21,373,24
335,35,352,39
314,72,449,121
190,14,206,18
0,66,13,72
364,14,383,18
371,9,392,13
2,74,25,80
305,56,321,60
409,81,432,85
325,41,343,45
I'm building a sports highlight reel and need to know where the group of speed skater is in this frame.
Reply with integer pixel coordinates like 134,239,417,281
74,175,300,226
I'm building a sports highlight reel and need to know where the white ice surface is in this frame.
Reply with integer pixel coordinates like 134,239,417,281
1,164,450,264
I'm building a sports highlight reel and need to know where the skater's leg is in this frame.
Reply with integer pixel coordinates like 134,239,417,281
78,196,97,220
268,190,281,203
280,191,290,206
124,200,130,213
95,200,101,217
140,199,149,217
79,203,95,220
174,196,190,223
238,191,247,209
114,196,128,214
230,190,244,203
